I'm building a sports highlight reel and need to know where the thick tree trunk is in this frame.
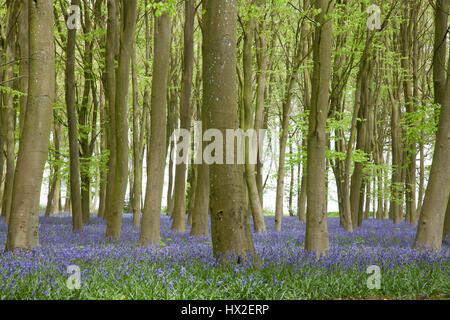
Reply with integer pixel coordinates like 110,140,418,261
140,2,171,245
415,0,450,250
304,0,334,257
204,0,254,262
5,0,54,251
414,81,450,250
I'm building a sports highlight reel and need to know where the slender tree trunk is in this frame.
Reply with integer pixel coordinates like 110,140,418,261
401,2,418,226
349,45,372,229
104,0,119,223
241,11,266,233
131,37,142,228
274,57,302,232
288,141,294,216
171,0,195,232
18,0,29,137
190,121,209,236
254,0,269,208
65,0,83,231
432,0,449,116
389,87,403,224
45,118,61,216
98,91,107,219
2,0,18,225
166,88,177,218
297,136,307,223
105,0,137,239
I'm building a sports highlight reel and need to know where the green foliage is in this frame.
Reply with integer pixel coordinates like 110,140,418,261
150,0,177,17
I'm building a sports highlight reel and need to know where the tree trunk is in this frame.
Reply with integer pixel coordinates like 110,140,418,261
288,141,294,217
45,118,61,216
2,0,18,225
140,1,171,245
105,0,137,239
241,11,266,233
297,136,307,223
166,87,177,218
5,0,54,251
389,86,403,224
204,0,254,262
414,0,450,250
171,0,195,232
65,0,83,231
190,121,209,237
131,37,143,228
254,0,269,208
104,0,119,223
304,0,334,257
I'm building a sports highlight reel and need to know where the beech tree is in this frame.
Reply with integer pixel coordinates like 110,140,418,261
414,0,450,251
6,0,55,251
105,0,137,239
304,0,334,256
140,0,172,246
203,0,254,261
0,0,448,258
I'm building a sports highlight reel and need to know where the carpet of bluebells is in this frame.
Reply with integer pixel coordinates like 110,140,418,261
0,214,448,299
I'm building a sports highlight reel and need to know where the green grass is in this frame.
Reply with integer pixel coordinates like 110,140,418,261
2,260,448,300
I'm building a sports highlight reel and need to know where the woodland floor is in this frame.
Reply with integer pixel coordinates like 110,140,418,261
0,214,448,300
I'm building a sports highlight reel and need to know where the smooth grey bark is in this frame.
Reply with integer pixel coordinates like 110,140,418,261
139,1,172,246
304,0,334,257
6,0,55,251
204,0,255,262
105,0,137,239
65,0,83,231
172,0,195,233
